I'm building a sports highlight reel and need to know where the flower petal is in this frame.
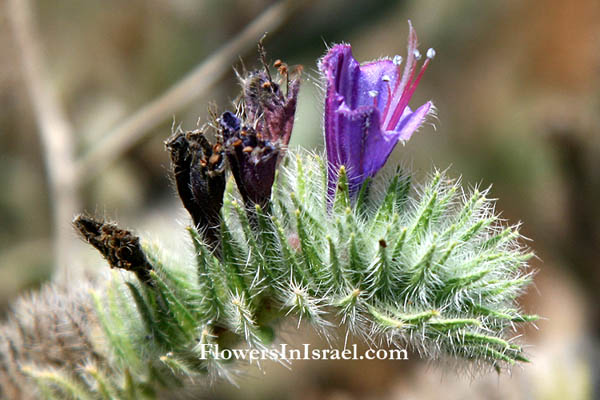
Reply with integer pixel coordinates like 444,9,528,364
320,44,360,108
394,101,432,141
327,104,381,194
321,44,400,112
357,59,399,115
320,30,433,200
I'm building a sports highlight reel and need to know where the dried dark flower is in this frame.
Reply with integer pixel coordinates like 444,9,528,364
220,111,280,209
73,215,153,284
237,39,301,150
165,130,226,248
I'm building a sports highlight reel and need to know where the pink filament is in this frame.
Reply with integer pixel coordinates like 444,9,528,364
384,58,430,131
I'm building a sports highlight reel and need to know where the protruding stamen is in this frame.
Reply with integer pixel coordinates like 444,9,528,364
426,48,436,59
369,90,379,107
413,49,422,60
382,79,392,114
393,55,403,66
386,56,432,130
258,34,273,83
278,64,289,95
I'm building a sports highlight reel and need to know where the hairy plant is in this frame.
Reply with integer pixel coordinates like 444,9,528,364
0,152,537,399
0,30,537,400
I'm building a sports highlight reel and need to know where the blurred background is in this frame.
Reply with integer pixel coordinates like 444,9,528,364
1,0,599,398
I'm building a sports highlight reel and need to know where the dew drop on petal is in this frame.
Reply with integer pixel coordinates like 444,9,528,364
426,48,436,59
368,90,379,97
393,55,403,66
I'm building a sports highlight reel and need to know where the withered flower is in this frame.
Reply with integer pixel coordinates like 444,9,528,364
221,42,301,210
73,215,153,284
237,40,301,151
220,111,280,209
165,130,226,248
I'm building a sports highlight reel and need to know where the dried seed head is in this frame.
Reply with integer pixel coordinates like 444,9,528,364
73,215,153,284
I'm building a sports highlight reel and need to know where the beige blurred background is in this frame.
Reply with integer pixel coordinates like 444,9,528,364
1,0,599,399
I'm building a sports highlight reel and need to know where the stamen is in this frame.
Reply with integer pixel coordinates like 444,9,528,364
385,60,418,130
381,79,393,116
386,56,432,130
278,64,289,95
369,90,379,107
382,21,422,130
258,34,273,83
393,55,403,66
426,48,436,59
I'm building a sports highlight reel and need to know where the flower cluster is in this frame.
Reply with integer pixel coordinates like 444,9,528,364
166,45,301,240
320,21,435,197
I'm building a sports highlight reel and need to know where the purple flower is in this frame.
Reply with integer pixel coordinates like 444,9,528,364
319,21,435,197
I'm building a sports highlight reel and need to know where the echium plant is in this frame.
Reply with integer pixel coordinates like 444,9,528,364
1,23,537,399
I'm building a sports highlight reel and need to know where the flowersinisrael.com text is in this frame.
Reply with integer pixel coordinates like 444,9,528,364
198,344,408,362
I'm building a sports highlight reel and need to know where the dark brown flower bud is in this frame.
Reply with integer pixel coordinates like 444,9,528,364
73,215,153,284
165,130,226,248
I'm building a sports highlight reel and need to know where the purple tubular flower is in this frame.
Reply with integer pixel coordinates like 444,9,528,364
319,21,434,197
